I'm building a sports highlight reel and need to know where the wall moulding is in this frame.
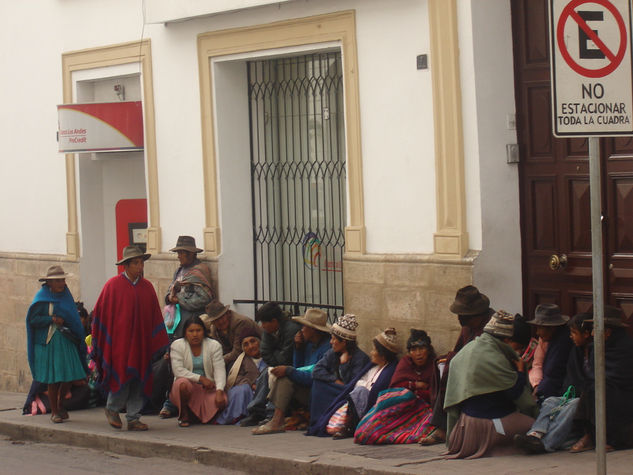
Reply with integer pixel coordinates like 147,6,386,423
61,40,160,257
197,11,365,257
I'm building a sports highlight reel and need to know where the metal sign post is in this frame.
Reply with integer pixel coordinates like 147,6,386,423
549,2,633,473
588,137,606,475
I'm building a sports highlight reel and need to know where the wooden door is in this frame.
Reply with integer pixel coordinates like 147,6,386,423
511,0,633,326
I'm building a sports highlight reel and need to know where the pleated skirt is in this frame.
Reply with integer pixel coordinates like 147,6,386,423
32,330,85,384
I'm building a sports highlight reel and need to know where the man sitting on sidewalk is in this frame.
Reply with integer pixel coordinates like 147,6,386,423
240,302,301,427
569,306,633,453
252,308,331,435
202,301,261,369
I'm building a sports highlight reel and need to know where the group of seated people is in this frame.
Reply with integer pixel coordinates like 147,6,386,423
25,271,633,460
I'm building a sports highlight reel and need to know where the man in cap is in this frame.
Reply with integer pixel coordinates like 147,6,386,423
420,285,493,445
527,303,573,402
202,300,261,369
165,235,215,339
251,308,331,434
570,305,633,453
92,246,169,431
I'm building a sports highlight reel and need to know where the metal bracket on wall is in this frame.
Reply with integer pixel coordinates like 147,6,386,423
506,143,519,163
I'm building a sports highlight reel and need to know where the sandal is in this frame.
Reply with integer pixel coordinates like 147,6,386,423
570,435,594,453
252,422,285,435
50,413,63,424
419,428,445,446
177,419,190,428
159,408,173,419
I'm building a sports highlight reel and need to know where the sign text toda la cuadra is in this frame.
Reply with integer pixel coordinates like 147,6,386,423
558,82,631,126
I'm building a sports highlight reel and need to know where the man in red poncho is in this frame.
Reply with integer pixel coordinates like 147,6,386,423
92,246,169,431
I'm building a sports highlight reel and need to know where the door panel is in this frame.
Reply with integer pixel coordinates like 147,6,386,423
513,0,633,328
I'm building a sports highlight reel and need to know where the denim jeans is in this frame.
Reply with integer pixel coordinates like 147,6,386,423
246,370,274,419
106,379,145,422
531,396,580,451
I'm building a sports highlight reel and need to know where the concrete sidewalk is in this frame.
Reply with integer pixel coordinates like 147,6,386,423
0,391,629,474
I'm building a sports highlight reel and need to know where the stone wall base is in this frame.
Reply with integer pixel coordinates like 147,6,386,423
1,251,470,392
344,253,476,356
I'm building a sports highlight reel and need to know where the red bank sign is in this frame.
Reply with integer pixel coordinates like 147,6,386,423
57,101,144,153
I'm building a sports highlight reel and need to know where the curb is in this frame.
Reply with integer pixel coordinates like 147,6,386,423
0,420,413,475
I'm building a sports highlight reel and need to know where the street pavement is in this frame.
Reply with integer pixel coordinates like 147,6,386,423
0,434,246,475
0,391,631,474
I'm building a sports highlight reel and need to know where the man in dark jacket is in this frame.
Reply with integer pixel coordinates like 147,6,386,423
239,302,301,426
202,300,261,369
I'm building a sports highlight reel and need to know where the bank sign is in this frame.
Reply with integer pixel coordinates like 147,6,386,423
57,102,144,153
550,0,633,136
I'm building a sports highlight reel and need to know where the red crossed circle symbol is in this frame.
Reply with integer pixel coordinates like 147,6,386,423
557,0,627,78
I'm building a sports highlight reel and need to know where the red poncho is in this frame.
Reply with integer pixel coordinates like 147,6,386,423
92,274,169,396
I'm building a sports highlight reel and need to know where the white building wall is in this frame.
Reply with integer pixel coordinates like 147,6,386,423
0,0,449,258
461,0,524,312
0,0,530,308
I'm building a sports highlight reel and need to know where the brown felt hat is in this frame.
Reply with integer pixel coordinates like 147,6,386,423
529,303,570,327
205,301,231,323
115,246,151,266
169,235,203,254
38,265,71,282
292,308,330,333
449,285,491,316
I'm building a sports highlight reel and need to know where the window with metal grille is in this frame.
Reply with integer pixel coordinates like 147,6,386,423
246,52,346,322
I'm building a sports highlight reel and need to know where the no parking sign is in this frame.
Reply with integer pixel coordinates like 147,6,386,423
550,0,633,136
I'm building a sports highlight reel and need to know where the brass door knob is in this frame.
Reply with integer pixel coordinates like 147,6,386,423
549,254,568,271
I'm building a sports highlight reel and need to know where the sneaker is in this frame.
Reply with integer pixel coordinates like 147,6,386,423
127,419,149,431
513,434,546,454
239,414,263,427
104,408,122,429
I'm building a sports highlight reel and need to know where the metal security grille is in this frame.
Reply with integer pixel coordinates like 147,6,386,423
246,52,345,322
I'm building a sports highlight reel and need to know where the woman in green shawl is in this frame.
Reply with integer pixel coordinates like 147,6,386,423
444,310,537,459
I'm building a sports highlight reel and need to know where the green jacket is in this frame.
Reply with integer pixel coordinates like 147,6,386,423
444,332,537,440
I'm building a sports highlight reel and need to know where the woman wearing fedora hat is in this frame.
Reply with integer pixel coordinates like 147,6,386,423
526,304,573,403
164,235,215,340
26,266,88,423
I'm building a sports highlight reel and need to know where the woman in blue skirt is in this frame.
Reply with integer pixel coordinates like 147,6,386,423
26,265,88,423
